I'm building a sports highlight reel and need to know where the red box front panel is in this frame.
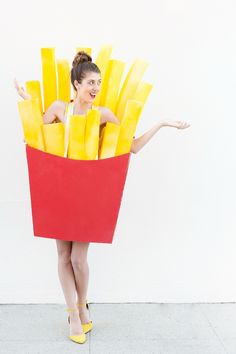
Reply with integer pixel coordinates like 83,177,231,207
25,145,131,243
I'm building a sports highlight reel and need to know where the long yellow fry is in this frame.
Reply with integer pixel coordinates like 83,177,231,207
25,81,43,115
132,82,153,105
116,100,143,156
99,123,121,159
57,59,71,103
18,98,45,151
42,123,65,157
115,59,148,122
85,108,101,160
41,48,57,111
100,60,126,112
68,115,87,160
93,45,113,106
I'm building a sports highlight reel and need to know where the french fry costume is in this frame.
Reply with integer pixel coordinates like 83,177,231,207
17,46,153,243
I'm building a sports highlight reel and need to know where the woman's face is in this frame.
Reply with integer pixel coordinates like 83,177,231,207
74,72,101,103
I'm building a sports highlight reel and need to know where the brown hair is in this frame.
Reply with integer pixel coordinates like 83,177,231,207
71,51,101,90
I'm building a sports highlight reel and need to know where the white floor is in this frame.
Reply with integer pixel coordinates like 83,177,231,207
0,303,235,354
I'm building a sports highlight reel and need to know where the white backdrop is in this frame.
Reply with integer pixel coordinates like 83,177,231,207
1,0,236,303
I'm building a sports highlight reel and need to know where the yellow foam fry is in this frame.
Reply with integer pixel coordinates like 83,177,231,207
76,47,92,56
41,48,57,111
132,82,153,105
95,45,113,73
85,109,101,160
100,59,126,111
68,115,87,160
116,118,137,156
18,98,45,151
25,81,43,115
99,123,120,159
115,59,148,122
93,45,113,106
57,59,71,103
42,123,65,157
116,100,143,156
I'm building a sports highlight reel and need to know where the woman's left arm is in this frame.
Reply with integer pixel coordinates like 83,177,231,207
131,120,191,154
100,108,191,154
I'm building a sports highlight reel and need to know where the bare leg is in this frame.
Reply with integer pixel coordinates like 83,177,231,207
55,239,83,335
71,241,90,323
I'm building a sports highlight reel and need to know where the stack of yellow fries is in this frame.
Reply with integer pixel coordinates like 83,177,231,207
17,45,153,160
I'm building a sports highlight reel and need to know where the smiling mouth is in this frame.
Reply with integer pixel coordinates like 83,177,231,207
90,93,96,99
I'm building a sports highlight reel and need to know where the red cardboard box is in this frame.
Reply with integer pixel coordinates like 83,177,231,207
25,145,131,243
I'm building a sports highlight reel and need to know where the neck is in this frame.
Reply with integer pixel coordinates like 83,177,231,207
73,96,93,114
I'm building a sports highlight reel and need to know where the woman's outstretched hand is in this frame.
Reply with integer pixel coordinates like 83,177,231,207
14,78,31,100
161,120,191,129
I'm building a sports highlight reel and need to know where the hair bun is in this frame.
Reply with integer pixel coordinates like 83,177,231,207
72,51,92,68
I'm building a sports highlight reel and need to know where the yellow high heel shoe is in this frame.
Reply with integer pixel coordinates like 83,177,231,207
78,301,93,334
67,300,93,334
66,308,86,344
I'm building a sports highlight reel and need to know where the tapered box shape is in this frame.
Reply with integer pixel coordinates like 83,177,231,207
25,144,131,243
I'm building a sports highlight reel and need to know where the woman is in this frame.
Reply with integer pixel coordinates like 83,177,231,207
14,51,190,345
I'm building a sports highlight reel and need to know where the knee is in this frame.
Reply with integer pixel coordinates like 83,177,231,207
57,251,71,265
71,257,88,271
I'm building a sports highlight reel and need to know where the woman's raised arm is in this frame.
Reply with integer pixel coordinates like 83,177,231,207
14,79,65,124
14,78,31,100
131,120,191,154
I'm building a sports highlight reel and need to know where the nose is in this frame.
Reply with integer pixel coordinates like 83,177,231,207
92,87,99,94
92,82,100,91
94,84,100,91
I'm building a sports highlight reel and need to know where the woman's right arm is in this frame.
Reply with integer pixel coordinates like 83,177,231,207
14,79,66,124
14,78,31,100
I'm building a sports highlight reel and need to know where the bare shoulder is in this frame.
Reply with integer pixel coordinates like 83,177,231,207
54,99,67,110
96,106,107,114
45,99,67,112
43,100,67,124
96,106,120,125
